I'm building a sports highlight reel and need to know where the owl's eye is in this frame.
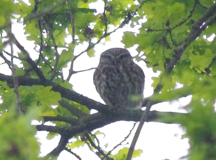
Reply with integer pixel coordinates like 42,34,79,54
100,52,115,64
101,52,114,60
117,52,131,60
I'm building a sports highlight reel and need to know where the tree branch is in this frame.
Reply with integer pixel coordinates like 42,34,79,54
84,133,113,159
105,123,136,159
43,115,78,125
166,3,216,72
9,33,46,81
0,73,108,112
146,0,198,33
0,73,191,113
126,102,151,160
46,136,69,158
37,109,186,158
0,71,189,159
0,51,12,70
36,125,67,134
36,110,186,137
0,73,189,158
64,147,82,160
9,29,23,115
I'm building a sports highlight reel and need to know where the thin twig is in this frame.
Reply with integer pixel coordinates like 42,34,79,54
66,0,76,44
91,133,102,148
126,102,152,159
102,0,108,34
104,123,136,159
9,33,46,81
84,133,113,160
172,0,198,29
0,51,12,70
71,67,96,75
24,0,67,23
204,55,216,75
3,50,22,60
147,0,198,32
64,147,82,160
49,29,60,80
8,26,23,114
36,18,56,78
34,0,54,73
126,79,162,160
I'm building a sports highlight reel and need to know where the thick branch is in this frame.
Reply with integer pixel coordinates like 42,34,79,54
43,115,78,124
38,109,186,159
36,125,66,134
47,136,69,158
0,73,188,157
0,73,108,112
36,110,186,137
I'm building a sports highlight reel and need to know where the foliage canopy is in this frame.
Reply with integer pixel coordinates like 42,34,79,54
0,0,216,159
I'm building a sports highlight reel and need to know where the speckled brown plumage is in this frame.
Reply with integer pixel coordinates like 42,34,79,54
93,48,145,109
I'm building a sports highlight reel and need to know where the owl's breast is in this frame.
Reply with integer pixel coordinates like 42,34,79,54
94,63,144,108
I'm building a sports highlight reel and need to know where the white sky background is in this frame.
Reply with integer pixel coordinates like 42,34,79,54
1,0,191,160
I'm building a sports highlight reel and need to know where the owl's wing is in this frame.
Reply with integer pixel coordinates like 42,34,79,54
130,63,145,94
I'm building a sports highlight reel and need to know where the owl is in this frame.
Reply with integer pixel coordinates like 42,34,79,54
93,48,145,109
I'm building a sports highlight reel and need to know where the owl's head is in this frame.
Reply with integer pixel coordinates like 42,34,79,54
99,48,132,65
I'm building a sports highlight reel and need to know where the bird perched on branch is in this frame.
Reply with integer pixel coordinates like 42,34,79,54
93,48,145,109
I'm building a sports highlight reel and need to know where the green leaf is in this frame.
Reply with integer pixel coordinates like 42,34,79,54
122,31,136,48
58,49,73,68
112,147,142,160
152,86,192,103
94,130,105,138
24,20,40,42
46,132,58,140
189,48,214,72
132,149,143,158
113,147,128,160
181,103,216,159
167,2,185,23
87,48,95,57
0,16,6,26
199,0,214,7
18,86,61,116
0,111,39,159
68,139,85,149
0,81,15,112
0,0,14,26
